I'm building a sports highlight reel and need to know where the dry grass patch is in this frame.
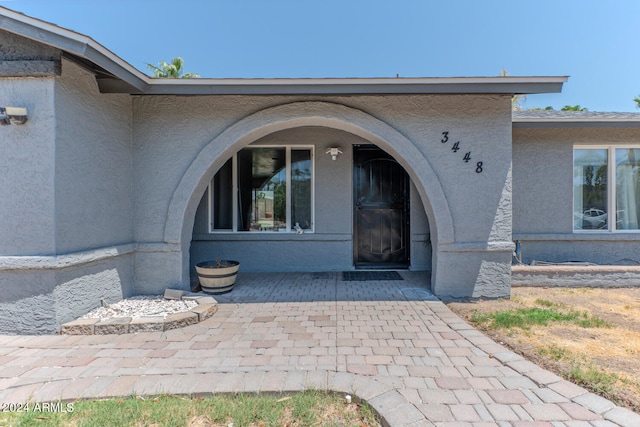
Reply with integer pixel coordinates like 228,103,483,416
446,287,640,412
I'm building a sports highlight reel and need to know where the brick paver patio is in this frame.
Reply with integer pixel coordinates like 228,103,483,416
0,271,638,426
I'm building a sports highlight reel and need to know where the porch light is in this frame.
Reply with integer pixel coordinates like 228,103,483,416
326,147,343,161
0,107,28,125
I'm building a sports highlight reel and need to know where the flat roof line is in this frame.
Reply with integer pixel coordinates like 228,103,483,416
139,78,567,96
0,6,567,96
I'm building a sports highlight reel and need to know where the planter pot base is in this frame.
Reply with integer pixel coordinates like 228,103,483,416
195,260,240,295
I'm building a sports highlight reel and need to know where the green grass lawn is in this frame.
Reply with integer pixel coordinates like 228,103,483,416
470,303,612,330
0,390,381,427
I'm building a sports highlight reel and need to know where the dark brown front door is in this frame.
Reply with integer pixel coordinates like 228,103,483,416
353,145,409,268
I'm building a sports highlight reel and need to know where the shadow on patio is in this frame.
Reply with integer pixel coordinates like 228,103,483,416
198,270,436,304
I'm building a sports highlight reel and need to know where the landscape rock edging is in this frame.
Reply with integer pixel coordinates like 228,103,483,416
60,294,217,335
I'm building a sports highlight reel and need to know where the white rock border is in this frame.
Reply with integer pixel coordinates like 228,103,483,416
60,291,217,335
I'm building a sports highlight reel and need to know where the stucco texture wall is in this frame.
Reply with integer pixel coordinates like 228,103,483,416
0,29,58,257
513,127,640,265
133,94,513,298
0,77,56,256
134,94,510,242
0,254,133,334
0,29,57,59
0,57,134,334
54,59,133,253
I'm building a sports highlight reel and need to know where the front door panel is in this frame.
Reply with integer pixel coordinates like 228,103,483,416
354,146,409,267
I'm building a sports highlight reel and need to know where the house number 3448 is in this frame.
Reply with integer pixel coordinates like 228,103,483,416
440,131,483,173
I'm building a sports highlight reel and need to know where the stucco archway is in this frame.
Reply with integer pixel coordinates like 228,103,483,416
164,101,454,286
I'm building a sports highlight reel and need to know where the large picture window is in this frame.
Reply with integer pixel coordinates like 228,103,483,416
574,146,640,231
209,146,313,232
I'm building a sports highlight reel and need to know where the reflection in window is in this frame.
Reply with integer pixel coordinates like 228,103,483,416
291,150,312,229
238,147,286,231
616,148,640,230
573,149,608,230
210,146,313,232
212,158,233,230
574,146,640,232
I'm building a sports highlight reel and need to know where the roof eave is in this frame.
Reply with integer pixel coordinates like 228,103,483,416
513,119,640,128
0,7,148,92
138,77,567,96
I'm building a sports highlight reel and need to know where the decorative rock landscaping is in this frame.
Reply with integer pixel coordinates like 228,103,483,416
60,291,217,335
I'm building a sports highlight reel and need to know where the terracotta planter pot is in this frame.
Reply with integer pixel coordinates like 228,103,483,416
195,260,240,294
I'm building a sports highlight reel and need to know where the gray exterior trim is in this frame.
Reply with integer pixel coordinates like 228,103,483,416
514,233,640,242
513,120,640,128
139,77,567,96
136,242,182,253
513,265,640,288
0,242,181,271
439,241,515,252
0,244,134,270
192,233,352,242
513,111,640,128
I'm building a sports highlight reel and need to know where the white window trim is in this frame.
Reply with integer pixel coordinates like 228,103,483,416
574,144,640,233
208,145,315,233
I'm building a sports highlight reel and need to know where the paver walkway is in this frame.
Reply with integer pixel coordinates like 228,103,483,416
1,271,639,426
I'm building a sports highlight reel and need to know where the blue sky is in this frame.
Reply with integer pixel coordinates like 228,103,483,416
3,0,639,111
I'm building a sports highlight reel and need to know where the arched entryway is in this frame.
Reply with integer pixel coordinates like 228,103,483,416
164,101,454,290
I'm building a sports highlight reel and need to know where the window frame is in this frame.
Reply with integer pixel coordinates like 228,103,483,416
208,145,315,233
574,144,640,233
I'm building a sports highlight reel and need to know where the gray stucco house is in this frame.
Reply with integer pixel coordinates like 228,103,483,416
2,7,640,334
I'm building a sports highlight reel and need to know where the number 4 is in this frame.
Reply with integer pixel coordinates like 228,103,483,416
463,152,471,163
451,142,460,152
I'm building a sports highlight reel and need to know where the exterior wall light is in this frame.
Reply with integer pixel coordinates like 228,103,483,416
325,147,343,161
0,107,28,125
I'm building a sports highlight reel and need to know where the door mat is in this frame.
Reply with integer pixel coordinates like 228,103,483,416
311,272,335,280
342,271,403,281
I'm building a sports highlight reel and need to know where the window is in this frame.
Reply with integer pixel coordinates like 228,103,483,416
209,146,313,232
574,146,640,231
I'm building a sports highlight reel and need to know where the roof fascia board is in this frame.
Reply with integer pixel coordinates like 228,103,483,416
80,45,147,93
513,120,640,129
0,8,148,92
139,77,567,96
